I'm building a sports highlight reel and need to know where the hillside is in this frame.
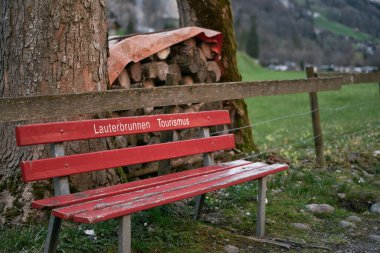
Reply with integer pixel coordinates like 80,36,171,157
237,52,304,81
106,0,380,68
232,0,380,68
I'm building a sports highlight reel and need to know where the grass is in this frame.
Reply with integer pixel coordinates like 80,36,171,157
314,15,374,42
238,52,380,153
294,0,306,5
1,53,379,252
237,52,305,81
293,0,376,42
238,52,380,246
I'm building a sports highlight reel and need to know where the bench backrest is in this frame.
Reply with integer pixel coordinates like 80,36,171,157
16,110,235,182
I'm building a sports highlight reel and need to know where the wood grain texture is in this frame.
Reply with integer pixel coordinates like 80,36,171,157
0,0,111,223
1,77,344,123
306,67,325,168
176,0,258,154
52,163,267,220
21,135,235,182
317,72,380,84
32,160,252,209
16,111,231,145
67,163,288,223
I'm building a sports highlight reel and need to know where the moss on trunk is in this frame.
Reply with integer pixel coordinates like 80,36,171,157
177,0,258,153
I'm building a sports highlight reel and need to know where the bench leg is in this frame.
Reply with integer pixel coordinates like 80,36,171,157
193,128,213,220
118,215,132,253
256,176,267,238
44,215,62,253
193,194,206,220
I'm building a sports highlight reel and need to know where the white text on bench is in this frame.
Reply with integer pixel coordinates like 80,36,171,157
156,118,190,128
93,121,151,134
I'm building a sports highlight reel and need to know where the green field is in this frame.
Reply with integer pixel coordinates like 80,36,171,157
294,0,377,43
314,15,374,42
238,52,380,156
237,52,305,81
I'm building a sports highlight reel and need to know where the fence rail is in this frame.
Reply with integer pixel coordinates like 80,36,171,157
0,69,379,170
317,71,380,84
1,71,379,123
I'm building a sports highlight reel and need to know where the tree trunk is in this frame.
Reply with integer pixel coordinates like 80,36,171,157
176,0,258,153
0,0,119,224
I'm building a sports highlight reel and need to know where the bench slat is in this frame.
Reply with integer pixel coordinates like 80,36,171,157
21,135,235,182
53,162,270,220
54,163,288,223
16,111,230,146
33,160,252,209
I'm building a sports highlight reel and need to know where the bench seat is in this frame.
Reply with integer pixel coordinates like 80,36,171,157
52,161,287,223
33,160,252,209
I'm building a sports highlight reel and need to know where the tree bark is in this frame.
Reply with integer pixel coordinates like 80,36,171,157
0,0,119,224
176,0,258,153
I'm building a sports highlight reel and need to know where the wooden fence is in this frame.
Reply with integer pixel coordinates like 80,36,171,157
1,71,379,123
1,69,379,166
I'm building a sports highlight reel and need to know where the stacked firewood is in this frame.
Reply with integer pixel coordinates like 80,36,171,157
108,36,227,179
110,37,221,90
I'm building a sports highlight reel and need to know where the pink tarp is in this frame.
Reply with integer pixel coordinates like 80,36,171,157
107,26,223,84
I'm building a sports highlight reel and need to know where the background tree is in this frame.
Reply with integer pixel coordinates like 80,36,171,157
0,0,119,224
246,15,260,59
176,0,258,153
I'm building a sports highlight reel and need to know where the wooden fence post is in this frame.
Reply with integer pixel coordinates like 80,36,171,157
306,67,325,168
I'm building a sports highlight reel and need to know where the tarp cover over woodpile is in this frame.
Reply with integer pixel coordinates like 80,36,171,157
108,26,223,84
105,26,226,178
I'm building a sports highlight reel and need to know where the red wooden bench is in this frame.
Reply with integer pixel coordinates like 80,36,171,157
16,110,288,253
